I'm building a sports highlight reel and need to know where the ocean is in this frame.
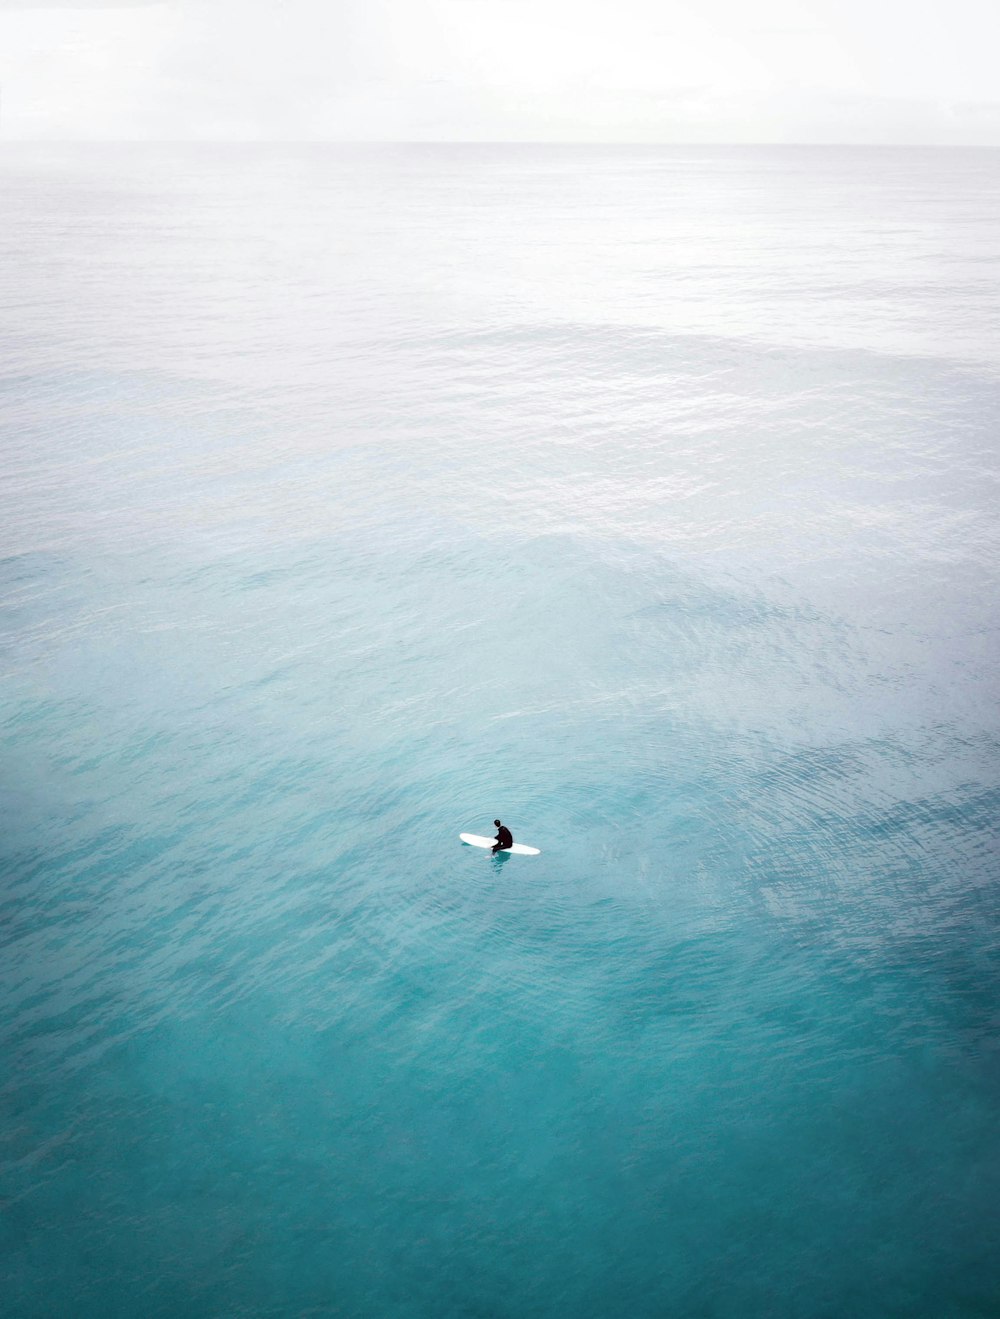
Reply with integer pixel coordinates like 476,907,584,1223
1,144,999,1317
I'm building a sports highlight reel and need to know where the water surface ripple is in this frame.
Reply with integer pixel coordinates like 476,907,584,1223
1,145,999,1319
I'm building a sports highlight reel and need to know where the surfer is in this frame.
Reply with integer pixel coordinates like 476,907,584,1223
492,819,513,854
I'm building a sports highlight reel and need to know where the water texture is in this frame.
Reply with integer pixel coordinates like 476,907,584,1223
1,145,999,1318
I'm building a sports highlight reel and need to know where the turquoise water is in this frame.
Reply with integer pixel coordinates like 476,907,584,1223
2,145,1000,1317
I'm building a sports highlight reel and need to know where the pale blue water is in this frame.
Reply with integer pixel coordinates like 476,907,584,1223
2,145,999,1317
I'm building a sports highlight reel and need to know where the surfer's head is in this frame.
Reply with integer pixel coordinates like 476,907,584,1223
494,819,501,827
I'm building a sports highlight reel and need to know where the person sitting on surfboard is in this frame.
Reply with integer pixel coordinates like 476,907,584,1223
492,819,513,854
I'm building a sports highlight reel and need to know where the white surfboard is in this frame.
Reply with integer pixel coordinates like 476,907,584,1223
460,832,541,856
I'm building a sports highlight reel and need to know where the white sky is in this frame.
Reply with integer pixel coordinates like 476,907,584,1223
0,0,998,142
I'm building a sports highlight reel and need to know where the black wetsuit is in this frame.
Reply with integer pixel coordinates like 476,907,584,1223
493,825,513,853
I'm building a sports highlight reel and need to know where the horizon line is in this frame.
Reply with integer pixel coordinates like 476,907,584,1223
2,138,1000,149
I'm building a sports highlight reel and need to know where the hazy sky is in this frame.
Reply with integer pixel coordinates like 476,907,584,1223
1,0,998,143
